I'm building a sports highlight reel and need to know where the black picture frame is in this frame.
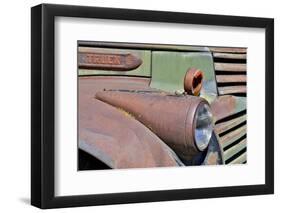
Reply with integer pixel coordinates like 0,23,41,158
31,3,274,209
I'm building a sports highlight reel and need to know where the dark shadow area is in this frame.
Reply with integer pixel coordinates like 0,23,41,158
213,57,246,64
78,149,111,170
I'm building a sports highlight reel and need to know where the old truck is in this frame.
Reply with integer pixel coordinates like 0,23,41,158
78,41,247,170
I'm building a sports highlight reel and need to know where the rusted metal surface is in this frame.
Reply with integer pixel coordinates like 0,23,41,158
213,52,247,59
95,90,209,161
184,68,203,96
218,86,246,95
209,47,247,53
210,95,246,122
79,75,151,88
78,51,142,71
76,41,250,168
214,63,246,72
79,76,224,168
215,114,247,135
216,75,246,83
79,76,183,168
220,125,247,148
202,133,224,165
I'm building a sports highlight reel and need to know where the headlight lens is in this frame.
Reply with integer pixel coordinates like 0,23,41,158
194,103,213,151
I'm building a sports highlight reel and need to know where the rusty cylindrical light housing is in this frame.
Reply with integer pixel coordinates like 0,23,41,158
184,68,204,96
95,91,213,161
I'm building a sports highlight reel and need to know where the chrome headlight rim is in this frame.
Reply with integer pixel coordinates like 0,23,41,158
193,102,214,151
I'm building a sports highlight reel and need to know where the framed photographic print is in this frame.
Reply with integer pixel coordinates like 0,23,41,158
31,3,274,209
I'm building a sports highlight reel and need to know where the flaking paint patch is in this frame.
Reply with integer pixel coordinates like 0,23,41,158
117,107,135,119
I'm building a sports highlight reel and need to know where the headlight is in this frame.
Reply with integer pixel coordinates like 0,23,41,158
96,90,214,161
194,103,213,151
